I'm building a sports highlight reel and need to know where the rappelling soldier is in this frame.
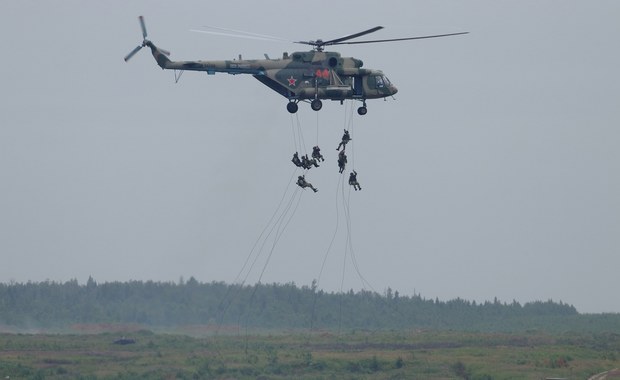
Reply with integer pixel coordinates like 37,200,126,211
305,154,320,168
312,146,325,162
349,170,361,191
300,154,310,169
300,154,313,169
291,152,303,168
338,150,347,174
297,175,318,192
336,129,352,151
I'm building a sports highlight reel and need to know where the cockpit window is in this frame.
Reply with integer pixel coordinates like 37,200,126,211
367,74,391,89
376,76,385,88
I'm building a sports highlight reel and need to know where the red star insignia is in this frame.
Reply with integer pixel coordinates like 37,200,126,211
287,76,297,87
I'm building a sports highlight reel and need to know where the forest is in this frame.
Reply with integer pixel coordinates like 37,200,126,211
1,278,619,333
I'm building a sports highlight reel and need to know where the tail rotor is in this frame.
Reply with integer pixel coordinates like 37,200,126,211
124,16,170,62
124,16,148,62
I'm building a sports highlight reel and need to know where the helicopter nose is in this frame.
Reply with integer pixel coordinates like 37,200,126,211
390,84,398,95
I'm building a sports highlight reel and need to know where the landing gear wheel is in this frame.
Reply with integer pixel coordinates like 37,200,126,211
357,106,368,115
287,102,299,114
311,99,323,111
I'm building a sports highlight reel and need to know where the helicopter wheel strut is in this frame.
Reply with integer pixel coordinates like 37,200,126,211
287,101,299,114
357,106,368,115
311,99,323,111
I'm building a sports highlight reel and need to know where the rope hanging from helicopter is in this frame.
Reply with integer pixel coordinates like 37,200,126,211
218,111,320,333
239,182,304,350
307,101,377,333
340,102,374,290
290,113,310,156
219,96,373,335
231,112,324,340
340,171,374,292
230,113,312,297
315,110,320,148
215,167,304,330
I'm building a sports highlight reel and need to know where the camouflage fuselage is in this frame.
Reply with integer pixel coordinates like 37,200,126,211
146,42,398,101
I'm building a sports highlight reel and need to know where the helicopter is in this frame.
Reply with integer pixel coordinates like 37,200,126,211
124,16,467,115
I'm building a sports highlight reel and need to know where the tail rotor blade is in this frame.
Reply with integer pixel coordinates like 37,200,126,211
125,16,170,62
139,16,147,39
124,45,142,62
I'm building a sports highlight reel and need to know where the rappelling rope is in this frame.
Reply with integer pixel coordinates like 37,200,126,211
290,113,299,153
290,113,309,155
342,179,374,292
309,173,343,332
316,109,320,146
242,184,302,290
311,101,369,334
234,111,318,345
216,168,301,329
211,166,302,361
243,186,304,351
346,100,356,170
255,187,304,284
295,113,308,156
229,168,298,286
339,130,411,332
344,102,374,291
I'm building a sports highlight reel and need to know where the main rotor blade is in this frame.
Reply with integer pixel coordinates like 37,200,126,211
197,25,291,42
191,29,288,43
124,45,142,62
322,26,384,46
331,31,469,45
139,15,147,39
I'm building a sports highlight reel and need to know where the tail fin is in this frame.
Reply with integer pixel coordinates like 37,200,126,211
145,41,172,69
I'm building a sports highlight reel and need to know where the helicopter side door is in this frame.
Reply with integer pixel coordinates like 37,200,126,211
353,76,364,97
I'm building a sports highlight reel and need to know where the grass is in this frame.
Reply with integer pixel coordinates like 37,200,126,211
0,329,618,379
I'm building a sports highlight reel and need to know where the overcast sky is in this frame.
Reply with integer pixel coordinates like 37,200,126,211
1,1,619,313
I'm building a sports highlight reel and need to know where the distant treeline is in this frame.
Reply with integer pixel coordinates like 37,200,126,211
1,278,618,332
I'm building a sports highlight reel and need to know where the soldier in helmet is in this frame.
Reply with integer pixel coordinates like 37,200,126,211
302,154,319,169
312,146,325,162
337,150,347,174
291,152,303,168
349,170,361,191
336,129,352,151
308,154,320,168
297,175,318,192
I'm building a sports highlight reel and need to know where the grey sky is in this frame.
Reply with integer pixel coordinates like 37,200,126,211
1,1,618,313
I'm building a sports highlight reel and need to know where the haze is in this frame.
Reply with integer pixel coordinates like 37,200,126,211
1,1,618,313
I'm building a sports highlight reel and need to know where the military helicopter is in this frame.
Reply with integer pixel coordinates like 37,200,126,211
125,16,467,115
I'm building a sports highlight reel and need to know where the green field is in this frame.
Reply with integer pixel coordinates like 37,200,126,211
1,328,619,379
